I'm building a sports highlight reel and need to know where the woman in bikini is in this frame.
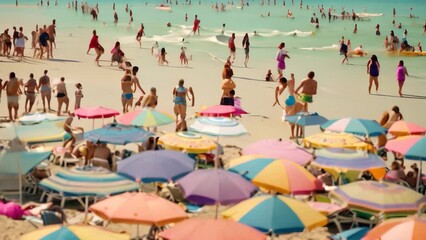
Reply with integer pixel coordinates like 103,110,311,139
121,74,134,113
173,79,194,132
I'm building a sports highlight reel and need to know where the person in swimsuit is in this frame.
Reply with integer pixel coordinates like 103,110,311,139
227,33,236,63
74,83,83,110
136,23,145,48
2,72,22,121
173,79,194,132
192,15,201,35
131,66,146,97
37,70,52,112
136,87,158,108
2,29,12,56
159,47,168,65
121,74,134,113
396,60,409,97
367,55,380,94
340,40,348,64
180,47,188,66
53,77,69,116
221,67,236,105
47,19,56,58
114,11,118,26
111,41,125,68
63,113,84,148
38,28,49,59
295,71,317,111
276,42,290,79
242,33,250,67
87,30,103,66
24,73,37,113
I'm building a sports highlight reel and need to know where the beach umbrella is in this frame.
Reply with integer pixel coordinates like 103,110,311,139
157,131,217,154
90,192,187,238
198,105,248,117
311,148,386,181
329,181,426,215
284,112,328,127
321,118,387,137
388,120,426,137
303,132,374,151
222,194,327,235
0,121,67,143
228,155,322,194
362,216,426,240
84,123,153,145
117,150,195,183
159,218,267,240
242,139,312,165
116,107,174,127
74,106,119,129
177,169,257,217
331,227,369,240
19,112,66,125
189,117,248,138
20,224,130,240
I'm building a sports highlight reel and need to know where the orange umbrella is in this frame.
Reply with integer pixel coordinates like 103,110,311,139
159,218,266,240
362,216,426,240
388,120,426,137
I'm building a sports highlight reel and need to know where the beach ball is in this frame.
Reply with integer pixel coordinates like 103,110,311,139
285,96,296,106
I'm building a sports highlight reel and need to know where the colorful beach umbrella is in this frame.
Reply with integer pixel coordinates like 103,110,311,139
84,123,153,145
388,120,426,137
117,150,195,183
0,121,67,143
303,132,373,151
19,112,66,125
385,136,426,160
189,117,248,137
242,139,312,165
222,194,327,234
177,169,257,205
20,225,130,240
0,149,51,175
321,118,386,137
74,106,119,119
331,227,369,240
329,181,426,214
157,132,217,154
198,105,248,117
117,107,174,127
228,155,322,194
362,217,426,240
284,112,328,127
159,218,266,240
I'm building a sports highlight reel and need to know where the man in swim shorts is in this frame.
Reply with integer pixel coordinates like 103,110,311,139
53,77,69,116
295,71,317,111
3,72,22,121
47,19,56,58
24,73,37,113
37,70,52,112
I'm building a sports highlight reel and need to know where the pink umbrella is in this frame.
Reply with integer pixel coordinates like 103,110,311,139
75,106,119,129
388,120,426,137
242,139,313,165
199,105,248,117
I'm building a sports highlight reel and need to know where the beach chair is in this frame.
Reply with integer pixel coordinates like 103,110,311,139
163,185,203,214
41,210,64,226
350,208,382,228
58,151,83,167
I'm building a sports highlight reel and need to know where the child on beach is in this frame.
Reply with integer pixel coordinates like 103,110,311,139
396,60,409,97
74,83,83,110
265,69,273,81
159,47,169,65
180,47,188,66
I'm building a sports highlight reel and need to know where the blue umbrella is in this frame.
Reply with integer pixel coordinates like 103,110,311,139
84,123,153,145
321,118,386,137
285,112,328,127
331,227,369,240
117,150,195,183
0,150,51,175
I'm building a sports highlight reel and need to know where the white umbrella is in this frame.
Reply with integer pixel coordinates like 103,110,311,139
189,117,248,138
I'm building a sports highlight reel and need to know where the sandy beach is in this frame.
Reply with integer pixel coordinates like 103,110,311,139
0,0,425,239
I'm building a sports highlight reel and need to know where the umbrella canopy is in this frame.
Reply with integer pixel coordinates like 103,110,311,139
157,132,217,154
74,106,119,119
285,112,328,126
89,192,187,226
177,169,257,205
385,136,426,160
0,121,67,143
117,150,195,183
321,118,387,137
117,108,174,127
84,123,153,145
198,105,248,117
0,150,51,175
222,194,327,234
20,224,130,240
388,120,426,137
19,113,66,125
329,181,426,214
228,155,322,194
303,132,373,151
159,218,266,240
331,227,369,240
362,217,426,240
242,139,312,165
189,117,248,137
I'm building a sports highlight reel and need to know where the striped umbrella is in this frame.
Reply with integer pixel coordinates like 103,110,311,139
157,132,217,154
321,118,387,137
222,194,327,235
20,225,130,240
189,117,248,137
303,132,373,151
84,123,153,145
362,216,426,240
228,155,322,194
284,112,328,127
117,107,174,127
388,120,426,137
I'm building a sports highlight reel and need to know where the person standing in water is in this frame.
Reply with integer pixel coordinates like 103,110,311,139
367,55,380,94
396,60,409,97
136,23,145,48
227,33,236,63
113,11,118,26
192,15,201,35
242,33,250,67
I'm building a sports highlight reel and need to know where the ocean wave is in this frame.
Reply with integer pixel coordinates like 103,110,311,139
283,30,313,37
204,35,229,46
356,13,384,17
299,44,340,51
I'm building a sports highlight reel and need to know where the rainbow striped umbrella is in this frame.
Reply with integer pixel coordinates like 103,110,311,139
222,194,327,234
388,120,426,137
329,181,426,214
385,136,426,161
20,225,130,240
303,132,373,151
228,155,322,194
117,108,174,127
321,118,386,137
362,216,426,240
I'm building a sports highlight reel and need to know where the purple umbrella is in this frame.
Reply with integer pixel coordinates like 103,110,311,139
117,150,195,183
177,169,257,217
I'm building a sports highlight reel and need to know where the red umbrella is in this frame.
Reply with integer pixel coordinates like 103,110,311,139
198,105,248,117
74,106,119,129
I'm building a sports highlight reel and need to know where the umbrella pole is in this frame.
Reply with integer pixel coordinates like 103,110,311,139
92,119,95,130
12,122,23,204
84,196,89,222
417,161,422,192
137,224,140,240
215,203,219,219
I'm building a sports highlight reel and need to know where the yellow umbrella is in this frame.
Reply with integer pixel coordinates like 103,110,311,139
303,132,374,151
157,132,217,154
20,224,130,240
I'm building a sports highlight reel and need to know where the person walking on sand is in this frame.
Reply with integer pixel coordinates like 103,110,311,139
173,79,194,132
295,71,317,111
38,28,50,59
367,55,380,94
2,72,22,121
396,60,409,97
242,33,250,67
276,42,290,79
37,70,52,112
131,66,146,96
74,83,83,110
53,77,69,116
192,15,201,35
136,23,145,48
87,30,103,66
159,47,168,65
113,11,118,26
47,19,56,58
227,33,236,63
136,87,158,108
24,73,37,113
121,74,134,113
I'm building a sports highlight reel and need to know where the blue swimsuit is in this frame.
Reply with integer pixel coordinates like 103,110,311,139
174,86,186,105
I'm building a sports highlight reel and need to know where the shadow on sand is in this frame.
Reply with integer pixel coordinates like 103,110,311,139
48,58,80,63
372,93,426,100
